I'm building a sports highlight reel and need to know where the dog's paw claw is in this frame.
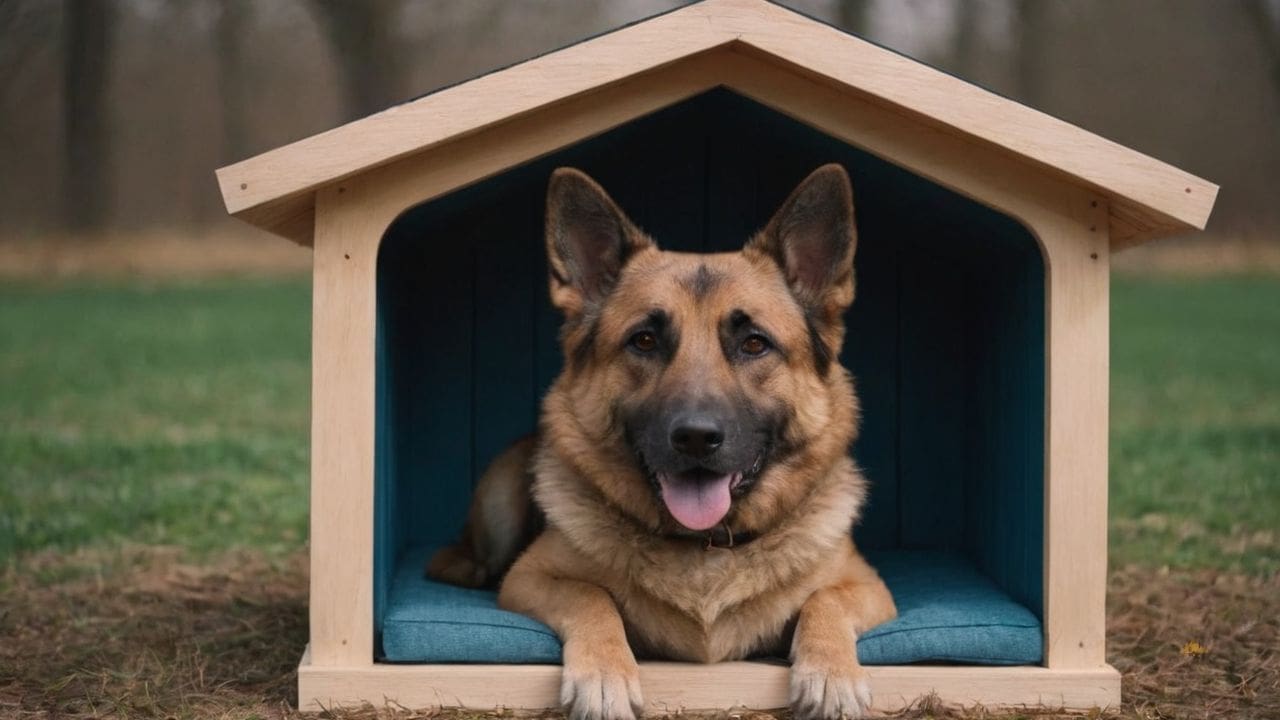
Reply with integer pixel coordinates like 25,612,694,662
560,646,643,720
789,661,872,720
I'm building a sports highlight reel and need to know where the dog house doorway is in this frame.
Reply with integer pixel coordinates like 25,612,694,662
373,89,1046,667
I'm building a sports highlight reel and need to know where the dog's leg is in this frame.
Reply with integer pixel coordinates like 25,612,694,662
426,435,539,588
789,548,896,720
500,530,643,720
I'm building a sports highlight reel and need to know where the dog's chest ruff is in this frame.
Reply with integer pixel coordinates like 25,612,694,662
536,461,864,662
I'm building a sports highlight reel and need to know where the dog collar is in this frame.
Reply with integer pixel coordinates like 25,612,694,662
702,521,758,550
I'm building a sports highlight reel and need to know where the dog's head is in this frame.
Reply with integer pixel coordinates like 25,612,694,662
541,165,860,537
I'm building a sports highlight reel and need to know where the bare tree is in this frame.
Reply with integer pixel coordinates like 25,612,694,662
1014,0,1050,106
308,0,407,120
952,0,981,80
62,0,113,232
216,0,252,163
835,0,872,36
1248,0,1280,87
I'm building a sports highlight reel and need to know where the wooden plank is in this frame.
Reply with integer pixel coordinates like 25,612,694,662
236,194,315,245
469,206,539,479
298,650,1121,713
389,212,477,549
310,185,381,666
963,224,1046,616
218,0,1215,248
896,233,968,551
1040,196,1111,668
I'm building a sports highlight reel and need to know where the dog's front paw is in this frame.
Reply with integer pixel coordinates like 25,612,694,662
560,638,644,720
789,659,872,720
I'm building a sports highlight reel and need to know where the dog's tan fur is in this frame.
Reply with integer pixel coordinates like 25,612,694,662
430,165,895,720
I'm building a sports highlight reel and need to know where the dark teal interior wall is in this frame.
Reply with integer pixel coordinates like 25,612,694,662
373,89,1045,642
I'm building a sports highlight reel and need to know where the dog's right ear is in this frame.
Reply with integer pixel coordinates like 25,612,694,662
545,168,654,316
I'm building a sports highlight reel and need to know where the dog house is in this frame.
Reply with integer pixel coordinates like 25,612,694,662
216,0,1216,713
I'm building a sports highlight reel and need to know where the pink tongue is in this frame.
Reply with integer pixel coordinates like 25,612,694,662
656,472,735,531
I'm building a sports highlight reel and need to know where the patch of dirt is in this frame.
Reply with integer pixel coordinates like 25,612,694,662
1,548,1276,719
0,546,307,719
0,230,311,280
1107,565,1279,719
1111,235,1280,276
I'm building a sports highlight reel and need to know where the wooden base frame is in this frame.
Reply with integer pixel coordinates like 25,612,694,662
297,648,1120,714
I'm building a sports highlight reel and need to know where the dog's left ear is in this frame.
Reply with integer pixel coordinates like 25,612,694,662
545,167,655,317
747,164,857,323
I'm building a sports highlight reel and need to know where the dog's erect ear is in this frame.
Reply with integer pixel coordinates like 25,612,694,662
747,164,857,321
545,168,654,315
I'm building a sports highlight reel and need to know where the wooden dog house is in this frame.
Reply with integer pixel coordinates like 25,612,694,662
216,0,1217,713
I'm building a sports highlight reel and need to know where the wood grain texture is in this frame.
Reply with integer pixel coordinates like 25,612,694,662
297,649,1121,713
216,0,1215,247
309,186,382,666
1040,198,1111,668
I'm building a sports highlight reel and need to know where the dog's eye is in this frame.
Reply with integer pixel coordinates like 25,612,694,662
740,334,770,356
629,331,658,353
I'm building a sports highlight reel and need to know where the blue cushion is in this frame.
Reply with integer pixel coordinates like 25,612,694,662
380,548,1042,665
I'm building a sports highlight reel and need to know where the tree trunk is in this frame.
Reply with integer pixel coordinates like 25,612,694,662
309,0,406,120
1247,0,1280,88
216,0,252,163
1015,0,1051,107
836,0,872,36
62,0,113,233
952,0,981,81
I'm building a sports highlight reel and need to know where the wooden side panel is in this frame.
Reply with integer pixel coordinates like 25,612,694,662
963,219,1047,616
470,208,540,485
311,185,381,666
1041,198,1111,668
383,213,477,550
896,233,969,551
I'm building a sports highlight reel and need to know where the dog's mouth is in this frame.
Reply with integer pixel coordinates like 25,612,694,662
647,453,765,532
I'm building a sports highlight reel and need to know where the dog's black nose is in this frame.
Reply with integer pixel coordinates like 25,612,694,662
670,416,724,458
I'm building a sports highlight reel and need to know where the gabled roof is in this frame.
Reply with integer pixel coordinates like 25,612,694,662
216,0,1216,248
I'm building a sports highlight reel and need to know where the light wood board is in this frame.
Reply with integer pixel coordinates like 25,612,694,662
298,649,1122,714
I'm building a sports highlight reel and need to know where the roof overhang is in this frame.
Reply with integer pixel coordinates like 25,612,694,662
216,0,1217,249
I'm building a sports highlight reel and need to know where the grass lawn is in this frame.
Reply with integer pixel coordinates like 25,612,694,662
1,273,1277,718
1110,276,1280,575
0,279,311,565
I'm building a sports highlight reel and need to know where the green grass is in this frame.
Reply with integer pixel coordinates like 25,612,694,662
0,278,311,562
1,274,1276,575
1109,275,1280,575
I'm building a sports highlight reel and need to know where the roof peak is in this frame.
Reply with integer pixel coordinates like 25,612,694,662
217,0,1215,248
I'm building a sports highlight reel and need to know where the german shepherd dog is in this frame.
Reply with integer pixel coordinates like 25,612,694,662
429,164,896,720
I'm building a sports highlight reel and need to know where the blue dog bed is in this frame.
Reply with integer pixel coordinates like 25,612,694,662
379,548,1043,665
